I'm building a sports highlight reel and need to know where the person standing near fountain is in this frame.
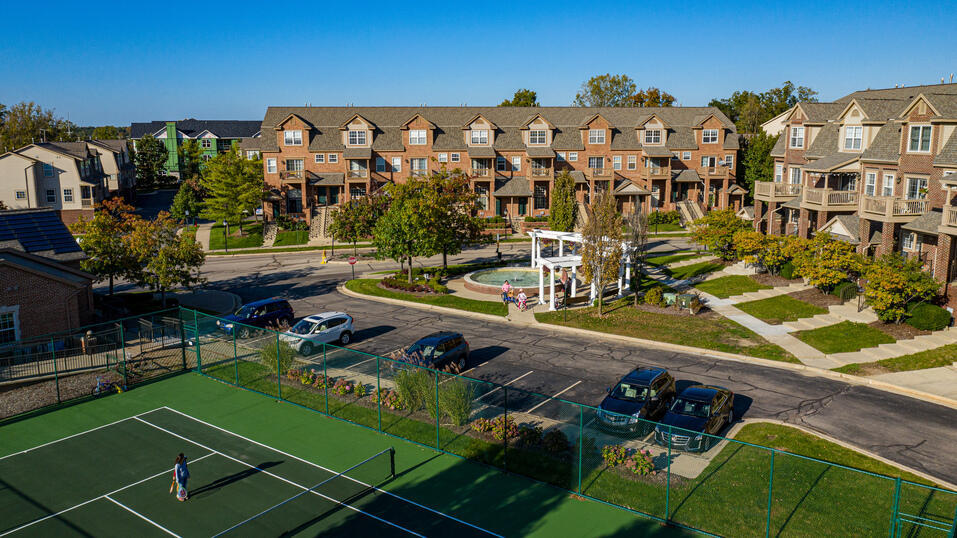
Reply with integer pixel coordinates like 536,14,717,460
501,280,513,303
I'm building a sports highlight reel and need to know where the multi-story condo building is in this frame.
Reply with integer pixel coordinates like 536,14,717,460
256,106,744,228
753,83,957,292
129,119,262,178
87,139,135,200
0,141,119,225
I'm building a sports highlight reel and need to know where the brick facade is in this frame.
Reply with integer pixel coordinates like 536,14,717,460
0,258,93,342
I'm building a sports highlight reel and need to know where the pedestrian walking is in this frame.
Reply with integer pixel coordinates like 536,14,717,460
172,453,190,501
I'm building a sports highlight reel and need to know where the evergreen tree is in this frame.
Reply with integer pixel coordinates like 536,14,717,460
134,134,168,190
199,148,263,233
178,139,203,180
549,171,577,232
169,179,203,222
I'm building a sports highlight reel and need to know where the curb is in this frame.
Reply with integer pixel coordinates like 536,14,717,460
337,283,957,411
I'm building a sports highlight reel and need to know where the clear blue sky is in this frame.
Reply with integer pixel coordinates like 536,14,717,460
2,0,954,126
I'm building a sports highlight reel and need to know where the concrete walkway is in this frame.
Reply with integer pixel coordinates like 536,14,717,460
194,222,212,250
871,363,957,399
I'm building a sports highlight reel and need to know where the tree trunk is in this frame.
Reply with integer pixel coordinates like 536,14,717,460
442,249,447,269
353,241,357,256
109,275,114,296
160,288,167,308
408,255,413,283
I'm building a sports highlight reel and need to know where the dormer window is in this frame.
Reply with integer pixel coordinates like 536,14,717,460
702,129,719,144
471,130,489,144
644,129,661,145
588,129,605,144
789,126,804,148
529,130,547,145
843,126,862,150
409,129,427,145
908,125,931,153
284,130,303,146
348,130,367,145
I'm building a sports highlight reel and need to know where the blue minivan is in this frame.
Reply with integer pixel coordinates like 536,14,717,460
217,298,295,337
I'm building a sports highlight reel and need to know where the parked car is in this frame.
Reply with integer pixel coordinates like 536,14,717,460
280,312,354,355
396,332,469,372
596,367,676,434
654,385,734,452
216,298,294,338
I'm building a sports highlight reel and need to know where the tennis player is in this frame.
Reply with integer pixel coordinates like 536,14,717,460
173,453,190,501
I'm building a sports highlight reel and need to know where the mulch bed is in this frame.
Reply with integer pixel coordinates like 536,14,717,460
376,281,442,297
628,304,714,318
751,273,802,287
787,288,843,308
870,321,929,340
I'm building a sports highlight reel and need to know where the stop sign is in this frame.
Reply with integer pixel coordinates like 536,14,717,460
348,256,357,265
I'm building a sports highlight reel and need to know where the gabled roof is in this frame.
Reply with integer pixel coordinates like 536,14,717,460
899,93,942,119
579,112,609,128
673,169,701,183
87,139,129,154
613,179,650,195
693,113,723,127
861,122,902,163
401,113,435,129
819,214,861,244
638,113,671,129
569,170,587,184
339,113,376,130
493,177,531,197
0,151,39,163
804,153,860,173
275,113,313,130
805,123,840,159
902,209,941,234
521,113,554,129
0,209,85,261
130,119,261,139
462,113,496,129
793,102,845,124
33,142,93,160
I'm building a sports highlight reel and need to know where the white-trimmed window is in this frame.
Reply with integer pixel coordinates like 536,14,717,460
512,156,521,171
724,154,734,168
613,156,622,170
902,232,916,252
409,129,427,145
702,129,719,144
348,130,367,145
701,156,716,168
844,126,863,150
588,156,604,169
0,308,18,345
774,164,783,182
328,154,338,163
63,188,73,202
201,139,212,148
496,157,507,171
789,126,804,148
644,129,661,144
42,163,53,177
906,177,928,199
283,130,302,146
529,130,547,145
286,159,303,172
470,130,488,144
627,155,637,170
438,153,448,163
246,151,260,160
588,129,605,144
908,125,932,153
568,152,578,162
411,158,427,173
865,172,877,196
391,157,401,172
266,158,277,173
450,153,460,163
46,189,56,203
314,154,324,163
375,157,386,172
789,167,802,184
556,152,565,162
682,151,691,160
882,174,895,196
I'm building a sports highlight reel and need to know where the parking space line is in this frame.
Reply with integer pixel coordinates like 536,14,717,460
473,371,534,402
525,381,582,414
343,357,376,370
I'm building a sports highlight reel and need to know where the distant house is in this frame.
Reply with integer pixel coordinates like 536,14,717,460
129,119,262,178
0,209,92,342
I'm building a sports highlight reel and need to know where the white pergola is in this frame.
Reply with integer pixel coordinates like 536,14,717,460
528,229,634,310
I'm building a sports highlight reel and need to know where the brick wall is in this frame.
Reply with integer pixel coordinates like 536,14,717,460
0,265,91,341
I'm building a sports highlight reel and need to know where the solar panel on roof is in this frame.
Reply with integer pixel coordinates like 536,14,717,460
0,212,82,254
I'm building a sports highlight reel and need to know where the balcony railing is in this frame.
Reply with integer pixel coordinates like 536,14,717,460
590,167,612,178
280,170,304,180
470,168,490,177
81,198,94,207
861,195,927,221
944,207,957,228
530,168,551,177
802,188,857,209
348,169,368,178
755,182,802,201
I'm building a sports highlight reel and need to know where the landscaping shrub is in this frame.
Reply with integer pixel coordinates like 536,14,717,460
438,378,474,426
864,253,941,323
542,429,570,453
602,445,629,467
259,339,296,376
381,277,437,294
689,209,750,260
515,424,544,448
648,210,680,226
471,415,519,442
602,444,656,476
830,280,858,299
523,216,549,223
275,215,308,231
332,378,354,396
394,368,434,413
645,286,665,307
906,303,952,331
354,383,367,398
371,388,402,410
780,261,796,280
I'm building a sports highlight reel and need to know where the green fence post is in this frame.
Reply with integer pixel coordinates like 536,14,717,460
434,372,440,449
666,425,672,523
322,344,329,415
890,477,902,538
948,504,956,538
118,323,128,387
193,310,201,371
503,386,508,472
275,332,282,400
50,338,60,403
766,449,775,538
233,329,239,385
376,357,382,432
178,314,187,370
578,405,583,495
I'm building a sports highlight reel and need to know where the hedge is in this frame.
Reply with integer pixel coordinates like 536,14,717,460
906,303,952,331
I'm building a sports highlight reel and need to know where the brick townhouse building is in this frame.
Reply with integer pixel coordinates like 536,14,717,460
753,83,957,295
253,106,745,231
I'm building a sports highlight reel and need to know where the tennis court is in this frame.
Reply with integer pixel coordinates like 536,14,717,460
0,407,500,537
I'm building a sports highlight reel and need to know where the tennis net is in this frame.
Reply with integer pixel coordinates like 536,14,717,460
214,447,397,536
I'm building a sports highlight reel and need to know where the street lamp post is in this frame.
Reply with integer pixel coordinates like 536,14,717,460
223,220,229,252
185,209,190,228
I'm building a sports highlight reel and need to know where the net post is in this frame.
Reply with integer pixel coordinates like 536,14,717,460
434,371,440,449
178,311,187,370
766,448,774,538
577,404,583,494
275,331,282,400
233,327,239,385
51,337,60,403
666,425,672,523
323,344,329,415
390,447,396,480
376,356,382,432
890,476,902,538
193,309,202,371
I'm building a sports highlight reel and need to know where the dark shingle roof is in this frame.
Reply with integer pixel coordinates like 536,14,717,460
673,169,701,183
804,153,860,172
666,127,698,150
935,129,957,167
0,249,91,286
902,209,941,234
527,147,555,158
309,173,344,186
238,137,262,151
468,147,496,158
770,134,787,157
569,170,587,184
723,133,741,150
343,147,372,159
805,123,839,158
613,179,650,195
837,83,957,103
643,146,673,157
129,120,261,139
0,209,84,261
862,122,902,163
800,103,846,122
36,142,92,160
89,139,129,153
493,177,531,197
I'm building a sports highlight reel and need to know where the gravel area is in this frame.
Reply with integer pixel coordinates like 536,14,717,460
0,370,122,419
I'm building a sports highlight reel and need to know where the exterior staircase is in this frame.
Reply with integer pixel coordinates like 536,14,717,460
725,282,810,303
262,222,278,247
676,200,704,225
825,326,957,366
309,206,332,243
783,302,878,331
574,201,592,233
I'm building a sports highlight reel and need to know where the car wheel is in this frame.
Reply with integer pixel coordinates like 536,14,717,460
339,331,352,345
727,409,735,429
238,327,250,339
300,342,313,356
456,356,466,372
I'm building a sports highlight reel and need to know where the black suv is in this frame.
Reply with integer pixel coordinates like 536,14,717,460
398,332,470,372
597,367,676,434
654,385,734,452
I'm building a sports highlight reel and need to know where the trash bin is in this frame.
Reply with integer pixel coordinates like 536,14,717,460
677,294,696,309
663,292,677,306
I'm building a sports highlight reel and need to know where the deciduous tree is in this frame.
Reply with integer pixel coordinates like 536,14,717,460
548,171,577,232
690,209,750,260
574,74,637,107
91,126,121,140
69,197,141,295
199,148,263,233
625,210,649,307
628,87,676,107
126,212,206,306
419,171,483,269
709,82,818,133
0,101,76,151
178,139,203,180
864,254,940,323
373,179,436,282
499,89,539,107
742,132,779,195
169,179,204,222
793,234,864,293
329,194,389,255
580,192,623,316
134,134,168,190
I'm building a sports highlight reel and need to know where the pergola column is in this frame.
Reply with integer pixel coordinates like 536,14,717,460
624,257,632,290
549,269,556,311
617,260,625,297
559,240,564,257
538,265,545,305
571,267,578,296
530,235,536,268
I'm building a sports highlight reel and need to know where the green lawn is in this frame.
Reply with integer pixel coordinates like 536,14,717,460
663,261,724,281
694,275,771,298
735,295,827,324
795,321,895,354
536,303,797,362
645,252,702,267
834,343,957,375
273,229,310,246
209,223,263,250
346,278,508,316
649,222,685,232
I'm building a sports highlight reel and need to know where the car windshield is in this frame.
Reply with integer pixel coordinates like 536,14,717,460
671,398,711,418
235,305,258,319
405,342,436,361
289,320,317,335
610,382,648,402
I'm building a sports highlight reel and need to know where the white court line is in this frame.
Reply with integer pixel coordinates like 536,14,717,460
525,381,582,415
104,495,180,537
0,407,165,461
0,452,216,536
133,416,422,537
156,407,503,537
472,370,534,402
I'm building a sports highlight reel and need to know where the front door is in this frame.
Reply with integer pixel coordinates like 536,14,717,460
495,198,503,216
517,197,527,216
906,177,928,199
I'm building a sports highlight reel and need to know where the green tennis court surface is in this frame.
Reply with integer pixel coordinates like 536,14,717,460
0,373,680,537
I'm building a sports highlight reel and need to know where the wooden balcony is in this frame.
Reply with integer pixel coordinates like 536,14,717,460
280,170,304,181
470,168,490,177
860,195,927,222
754,182,802,203
530,168,553,178
641,166,670,180
939,207,957,236
590,167,612,178
801,188,857,211
348,169,368,178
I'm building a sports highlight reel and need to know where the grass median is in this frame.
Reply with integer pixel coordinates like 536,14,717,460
794,321,895,354
735,295,827,324
346,278,508,316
